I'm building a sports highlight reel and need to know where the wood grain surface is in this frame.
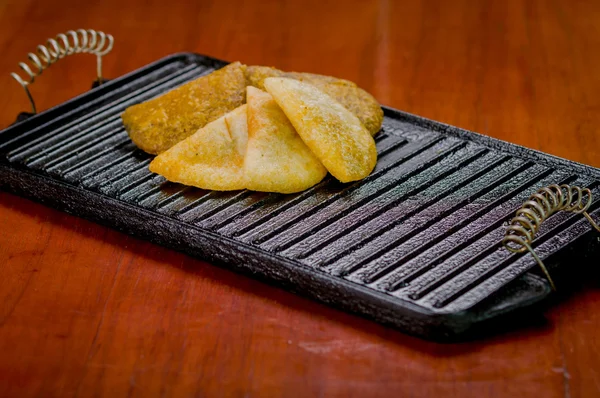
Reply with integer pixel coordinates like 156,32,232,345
1,0,600,396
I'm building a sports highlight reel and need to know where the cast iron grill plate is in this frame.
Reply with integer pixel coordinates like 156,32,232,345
1,53,599,340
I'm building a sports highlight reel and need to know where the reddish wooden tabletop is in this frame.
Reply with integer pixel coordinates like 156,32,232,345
1,0,600,396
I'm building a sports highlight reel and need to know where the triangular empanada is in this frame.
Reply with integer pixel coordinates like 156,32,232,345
149,105,248,191
244,87,327,193
263,77,377,183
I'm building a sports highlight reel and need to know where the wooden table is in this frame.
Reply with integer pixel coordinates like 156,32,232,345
1,0,599,396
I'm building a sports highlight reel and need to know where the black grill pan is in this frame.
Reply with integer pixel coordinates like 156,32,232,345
1,53,599,341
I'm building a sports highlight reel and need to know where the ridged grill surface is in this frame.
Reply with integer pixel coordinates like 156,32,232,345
2,54,600,318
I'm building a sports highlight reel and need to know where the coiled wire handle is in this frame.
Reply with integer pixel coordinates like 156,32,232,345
503,184,600,291
10,29,114,114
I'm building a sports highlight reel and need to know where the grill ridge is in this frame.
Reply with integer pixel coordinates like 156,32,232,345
180,191,254,223
342,166,563,285
175,191,229,218
40,126,126,171
77,143,141,183
16,117,124,165
427,181,600,308
197,192,276,230
355,161,541,282
219,135,443,238
284,149,495,258
247,139,465,246
94,158,152,191
117,174,166,200
382,173,577,294
299,155,514,265
376,138,409,157
57,137,133,178
443,206,600,312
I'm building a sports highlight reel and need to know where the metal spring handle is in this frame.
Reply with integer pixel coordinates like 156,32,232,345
10,29,114,114
503,184,600,291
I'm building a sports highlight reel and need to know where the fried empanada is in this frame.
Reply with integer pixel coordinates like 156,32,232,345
246,65,383,135
122,62,247,154
264,77,377,183
148,105,248,191
244,87,327,193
